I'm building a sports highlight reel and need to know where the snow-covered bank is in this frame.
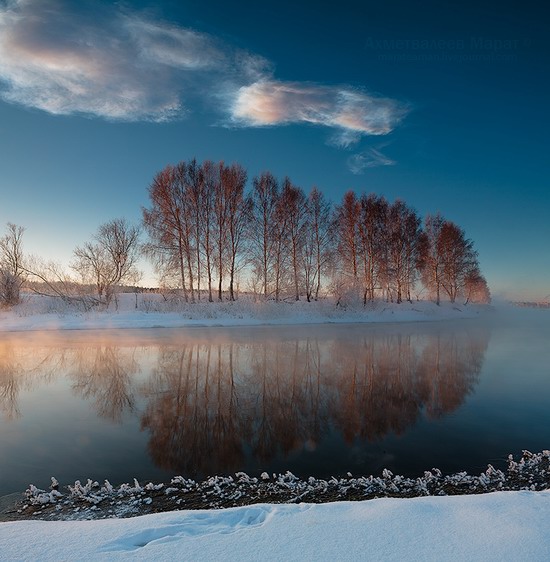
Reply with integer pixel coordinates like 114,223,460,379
2,491,550,561
0,294,490,332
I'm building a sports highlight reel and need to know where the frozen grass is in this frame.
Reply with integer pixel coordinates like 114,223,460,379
9,451,549,522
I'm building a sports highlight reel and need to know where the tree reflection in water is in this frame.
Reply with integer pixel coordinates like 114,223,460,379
0,325,489,478
141,326,489,476
0,340,22,420
0,338,67,420
141,343,242,476
70,345,139,423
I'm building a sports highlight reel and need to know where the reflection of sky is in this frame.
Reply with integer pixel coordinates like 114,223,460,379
0,1,548,299
471,308,550,414
422,314,550,477
0,312,548,495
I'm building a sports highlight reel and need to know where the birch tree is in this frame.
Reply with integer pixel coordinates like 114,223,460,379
357,194,388,303
419,213,445,305
302,187,333,301
335,190,360,289
143,164,193,301
385,200,422,303
438,221,478,303
419,214,479,304
222,163,251,301
280,179,307,301
200,161,218,302
249,172,279,299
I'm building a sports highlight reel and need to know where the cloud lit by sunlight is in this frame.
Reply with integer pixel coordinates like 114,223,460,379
0,0,408,142
229,81,408,146
0,0,240,121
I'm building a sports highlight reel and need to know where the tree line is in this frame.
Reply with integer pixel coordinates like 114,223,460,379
0,157,490,307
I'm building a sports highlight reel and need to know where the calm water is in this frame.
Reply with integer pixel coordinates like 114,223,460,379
1,307,549,495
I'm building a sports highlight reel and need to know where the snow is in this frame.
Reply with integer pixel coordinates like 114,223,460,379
0,293,489,332
1,492,549,561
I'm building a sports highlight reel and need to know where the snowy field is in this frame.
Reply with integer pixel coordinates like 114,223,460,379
2,492,550,561
0,293,489,332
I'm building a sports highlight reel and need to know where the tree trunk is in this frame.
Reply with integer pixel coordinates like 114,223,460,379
178,247,188,303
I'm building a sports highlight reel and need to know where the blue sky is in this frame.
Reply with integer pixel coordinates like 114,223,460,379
0,0,548,299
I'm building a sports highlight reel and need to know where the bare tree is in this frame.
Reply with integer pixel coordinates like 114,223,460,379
419,214,479,304
143,163,194,301
438,221,479,303
402,206,424,303
0,223,26,306
357,194,388,303
175,162,197,302
186,159,204,300
141,158,489,308
463,269,491,304
222,163,251,301
301,187,333,302
249,172,279,299
385,200,423,303
200,161,218,302
272,186,290,301
281,178,307,300
335,190,360,283
24,257,95,311
73,218,141,307
214,162,231,301
419,213,445,305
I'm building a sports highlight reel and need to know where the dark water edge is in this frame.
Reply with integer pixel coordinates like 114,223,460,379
2,450,549,522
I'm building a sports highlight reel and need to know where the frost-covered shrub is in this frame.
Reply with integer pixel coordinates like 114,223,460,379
17,451,550,520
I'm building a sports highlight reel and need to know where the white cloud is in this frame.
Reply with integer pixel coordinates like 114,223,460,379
0,0,227,120
347,147,396,174
0,0,408,145
123,16,226,71
229,80,408,146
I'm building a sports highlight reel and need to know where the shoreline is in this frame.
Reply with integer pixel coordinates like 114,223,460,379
0,299,491,333
2,450,548,523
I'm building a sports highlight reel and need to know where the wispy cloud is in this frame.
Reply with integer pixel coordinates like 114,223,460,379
123,16,226,71
0,0,234,121
231,80,407,146
229,80,407,146
0,0,408,144
347,147,396,174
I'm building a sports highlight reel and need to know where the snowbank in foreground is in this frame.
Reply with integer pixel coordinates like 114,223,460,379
0,294,489,332
1,491,549,561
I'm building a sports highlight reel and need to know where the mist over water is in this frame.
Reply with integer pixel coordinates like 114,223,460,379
0,308,548,496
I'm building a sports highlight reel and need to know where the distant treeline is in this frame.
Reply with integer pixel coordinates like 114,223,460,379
0,158,490,308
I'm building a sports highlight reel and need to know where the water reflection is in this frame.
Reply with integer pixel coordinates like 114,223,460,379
70,346,139,422
0,341,22,420
116,327,489,476
0,325,489,481
0,339,64,420
142,344,242,474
